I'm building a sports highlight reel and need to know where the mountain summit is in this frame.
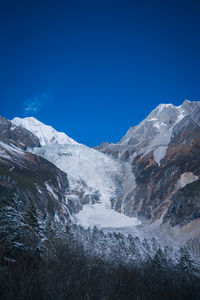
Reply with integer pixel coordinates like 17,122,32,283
96,100,200,241
12,116,78,146
12,116,138,229
96,100,200,163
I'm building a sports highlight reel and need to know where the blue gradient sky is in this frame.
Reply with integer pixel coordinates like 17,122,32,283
1,0,200,146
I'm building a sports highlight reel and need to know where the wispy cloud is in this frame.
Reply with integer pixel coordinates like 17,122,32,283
23,92,47,115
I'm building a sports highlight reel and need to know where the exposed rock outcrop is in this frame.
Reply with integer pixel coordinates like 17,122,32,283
0,118,86,223
0,116,40,150
96,100,200,237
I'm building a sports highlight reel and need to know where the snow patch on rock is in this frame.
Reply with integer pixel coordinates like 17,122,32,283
45,182,58,200
176,172,199,190
120,101,191,158
0,141,25,161
153,146,168,166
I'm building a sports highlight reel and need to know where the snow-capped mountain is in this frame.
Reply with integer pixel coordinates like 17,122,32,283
1,108,199,300
96,100,200,242
1,99,199,241
0,116,74,223
119,100,200,164
12,117,78,146
97,100,200,164
11,116,139,229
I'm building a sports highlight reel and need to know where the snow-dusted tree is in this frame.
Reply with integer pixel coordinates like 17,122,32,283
152,247,167,270
0,190,25,257
178,246,200,277
23,201,44,253
24,202,42,234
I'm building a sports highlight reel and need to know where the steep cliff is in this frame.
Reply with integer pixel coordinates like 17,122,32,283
96,100,200,238
0,117,77,223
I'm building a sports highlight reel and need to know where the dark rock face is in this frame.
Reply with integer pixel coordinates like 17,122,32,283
1,100,200,235
163,179,200,226
0,116,40,150
0,117,80,223
0,141,72,223
128,117,200,223
0,116,101,222
96,101,200,231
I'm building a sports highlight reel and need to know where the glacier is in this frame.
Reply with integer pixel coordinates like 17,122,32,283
12,101,199,230
12,116,140,229
32,143,140,228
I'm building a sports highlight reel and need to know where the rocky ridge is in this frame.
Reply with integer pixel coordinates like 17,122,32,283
1,100,200,241
0,116,99,224
96,100,200,240
12,117,137,229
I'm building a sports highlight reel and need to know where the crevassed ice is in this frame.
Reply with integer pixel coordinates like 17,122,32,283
32,144,140,228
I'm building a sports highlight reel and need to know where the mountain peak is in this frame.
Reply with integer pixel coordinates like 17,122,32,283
12,116,79,146
156,103,174,110
109,100,200,164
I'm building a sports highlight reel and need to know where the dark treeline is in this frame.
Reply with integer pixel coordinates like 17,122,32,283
0,195,200,299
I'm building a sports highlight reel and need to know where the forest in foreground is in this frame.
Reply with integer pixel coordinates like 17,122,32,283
1,194,200,300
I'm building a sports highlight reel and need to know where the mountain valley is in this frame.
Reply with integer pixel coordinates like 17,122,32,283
1,100,200,299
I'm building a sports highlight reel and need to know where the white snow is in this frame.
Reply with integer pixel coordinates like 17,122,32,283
10,124,16,131
54,213,60,222
45,182,58,200
10,116,145,230
0,141,25,161
66,194,80,200
176,172,199,190
37,187,42,194
12,117,78,146
33,144,123,206
120,163,137,212
0,141,24,154
32,143,140,229
153,146,168,166
142,127,172,157
120,102,189,161
75,203,140,228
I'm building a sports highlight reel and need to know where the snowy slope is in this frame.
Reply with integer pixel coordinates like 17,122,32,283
0,141,25,161
32,143,140,228
12,117,78,146
33,144,122,204
12,116,139,228
119,100,200,163
76,203,140,228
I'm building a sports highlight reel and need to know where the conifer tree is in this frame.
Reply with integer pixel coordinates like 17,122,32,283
0,191,24,256
23,201,43,252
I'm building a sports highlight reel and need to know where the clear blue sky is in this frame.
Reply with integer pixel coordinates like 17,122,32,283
1,0,200,146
